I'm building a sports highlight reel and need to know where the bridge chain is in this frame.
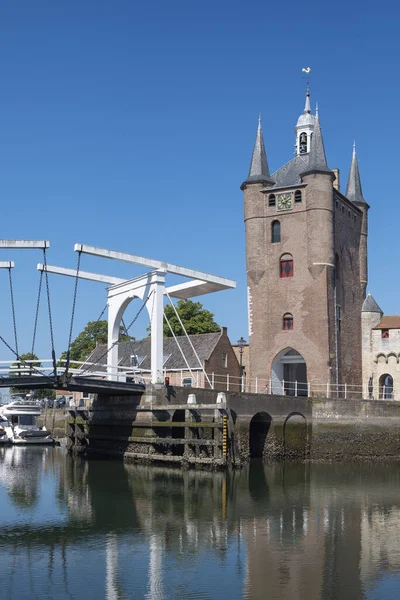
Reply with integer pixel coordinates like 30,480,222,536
31,269,43,358
8,266,19,358
64,248,82,378
43,248,58,378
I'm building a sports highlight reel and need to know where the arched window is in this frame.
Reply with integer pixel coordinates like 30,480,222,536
299,132,307,154
280,253,293,278
268,194,276,207
295,190,302,203
271,220,280,243
283,313,293,330
379,374,393,399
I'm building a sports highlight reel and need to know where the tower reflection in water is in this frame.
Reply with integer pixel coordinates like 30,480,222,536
1,448,400,599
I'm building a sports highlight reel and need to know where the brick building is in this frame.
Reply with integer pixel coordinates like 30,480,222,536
241,86,368,395
362,294,400,400
86,326,241,391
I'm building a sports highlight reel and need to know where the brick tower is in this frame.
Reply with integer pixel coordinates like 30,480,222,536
241,87,368,395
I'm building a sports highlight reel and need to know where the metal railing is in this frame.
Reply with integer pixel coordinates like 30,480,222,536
1,359,397,401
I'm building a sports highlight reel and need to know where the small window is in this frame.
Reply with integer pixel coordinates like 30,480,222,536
336,305,341,332
268,194,276,207
222,353,228,368
382,329,389,339
182,378,192,388
335,253,340,281
294,190,302,203
336,201,338,208
299,132,307,154
271,220,280,243
280,254,293,278
283,313,293,330
342,206,345,213
348,210,351,217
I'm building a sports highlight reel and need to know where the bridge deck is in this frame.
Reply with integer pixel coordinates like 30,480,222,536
0,375,145,396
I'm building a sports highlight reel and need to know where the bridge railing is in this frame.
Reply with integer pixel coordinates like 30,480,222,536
2,359,395,401
158,371,399,401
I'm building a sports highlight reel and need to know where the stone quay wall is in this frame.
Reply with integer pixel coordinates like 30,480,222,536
68,385,400,463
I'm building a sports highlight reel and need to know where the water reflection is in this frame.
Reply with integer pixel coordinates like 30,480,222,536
0,448,400,598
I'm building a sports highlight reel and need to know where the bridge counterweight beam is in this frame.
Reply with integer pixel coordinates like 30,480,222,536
0,240,50,249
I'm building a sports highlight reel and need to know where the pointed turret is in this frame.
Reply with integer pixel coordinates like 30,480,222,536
362,292,383,315
346,142,366,204
242,116,274,187
300,115,332,177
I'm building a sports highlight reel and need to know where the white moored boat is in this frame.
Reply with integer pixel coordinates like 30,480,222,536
0,400,54,445
0,416,13,443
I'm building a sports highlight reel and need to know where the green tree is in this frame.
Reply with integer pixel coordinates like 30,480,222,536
59,320,134,365
162,300,220,337
9,352,56,400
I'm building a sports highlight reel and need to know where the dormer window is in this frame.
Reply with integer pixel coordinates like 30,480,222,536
299,132,307,154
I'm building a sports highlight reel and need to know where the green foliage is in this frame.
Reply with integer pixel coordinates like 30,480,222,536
59,320,134,365
162,300,220,337
9,352,56,400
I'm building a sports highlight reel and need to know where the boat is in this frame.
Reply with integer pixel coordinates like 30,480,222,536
0,415,14,443
0,400,55,445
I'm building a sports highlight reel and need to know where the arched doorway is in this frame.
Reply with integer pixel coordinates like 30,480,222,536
272,348,307,396
379,374,393,399
249,412,272,459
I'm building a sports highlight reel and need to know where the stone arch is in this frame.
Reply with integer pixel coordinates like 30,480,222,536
283,412,307,457
379,374,393,399
387,352,398,364
271,347,307,396
171,410,185,456
249,412,272,459
376,352,387,364
229,409,237,425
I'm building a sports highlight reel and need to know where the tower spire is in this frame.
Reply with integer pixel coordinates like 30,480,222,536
243,116,274,186
300,115,331,176
294,83,315,155
304,82,311,114
346,142,366,204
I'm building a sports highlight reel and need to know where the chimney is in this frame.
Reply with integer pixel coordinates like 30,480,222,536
332,168,340,191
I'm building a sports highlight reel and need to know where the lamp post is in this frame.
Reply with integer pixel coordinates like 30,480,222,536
237,336,246,392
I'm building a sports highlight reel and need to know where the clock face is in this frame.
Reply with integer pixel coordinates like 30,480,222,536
277,193,292,210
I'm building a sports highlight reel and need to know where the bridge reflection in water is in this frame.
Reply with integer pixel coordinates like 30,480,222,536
0,448,400,599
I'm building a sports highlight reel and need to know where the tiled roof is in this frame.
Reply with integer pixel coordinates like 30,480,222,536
373,316,400,330
86,332,222,372
270,154,309,188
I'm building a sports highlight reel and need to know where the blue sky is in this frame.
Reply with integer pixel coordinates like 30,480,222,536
0,0,397,361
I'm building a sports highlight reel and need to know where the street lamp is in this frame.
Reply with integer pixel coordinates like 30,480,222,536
237,337,246,389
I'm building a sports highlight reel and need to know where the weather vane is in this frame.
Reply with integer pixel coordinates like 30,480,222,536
302,66,311,75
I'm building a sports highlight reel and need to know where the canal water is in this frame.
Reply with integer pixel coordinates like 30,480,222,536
0,447,400,599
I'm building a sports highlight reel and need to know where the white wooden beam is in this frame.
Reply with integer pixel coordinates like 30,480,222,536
0,240,50,249
0,261,14,268
37,264,125,285
74,243,236,289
